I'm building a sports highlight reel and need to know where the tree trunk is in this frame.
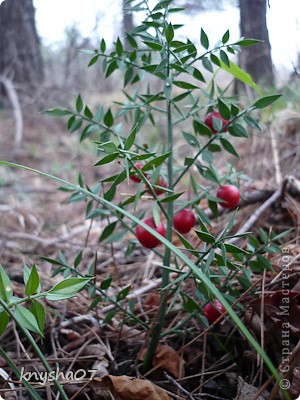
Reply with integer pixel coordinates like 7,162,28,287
238,0,274,87
122,0,135,49
0,0,43,91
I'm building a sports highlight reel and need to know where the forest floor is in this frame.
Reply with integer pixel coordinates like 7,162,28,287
0,97,300,400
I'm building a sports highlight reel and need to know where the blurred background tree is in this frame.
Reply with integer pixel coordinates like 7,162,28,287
238,0,274,87
0,0,43,91
175,0,274,88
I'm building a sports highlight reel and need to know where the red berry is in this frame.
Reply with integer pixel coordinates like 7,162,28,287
216,184,240,209
147,176,167,196
136,217,166,249
173,209,196,234
204,111,228,134
203,300,226,324
130,163,145,183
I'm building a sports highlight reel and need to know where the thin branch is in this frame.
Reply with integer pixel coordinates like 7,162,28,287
0,74,23,146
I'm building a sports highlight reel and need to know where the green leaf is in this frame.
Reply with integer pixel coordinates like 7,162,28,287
103,309,117,324
222,30,230,44
173,81,198,90
100,38,106,52
220,50,230,67
25,265,40,296
88,55,99,67
94,153,119,166
243,115,261,130
76,94,83,113
0,311,9,335
99,221,118,242
117,285,131,301
271,229,293,242
220,60,262,95
74,250,83,268
202,57,213,73
165,23,174,43
202,150,213,164
106,60,118,78
220,138,239,158
84,105,93,119
210,54,220,67
42,108,72,117
105,229,128,243
231,103,240,116
160,191,184,203
193,119,212,136
238,267,252,290
115,37,123,56
100,276,112,290
195,231,215,244
197,165,220,184
182,292,200,312
29,300,46,333
252,94,282,109
124,125,138,150
208,199,218,218
143,41,163,51
192,67,205,82
124,67,133,87
217,98,231,120
228,123,249,138
13,305,43,336
46,278,91,301
104,108,114,127
173,91,192,102
0,265,13,302
182,131,200,148
142,151,171,171
259,228,268,243
98,141,118,154
200,28,209,49
69,118,83,133
235,38,262,46
224,244,249,254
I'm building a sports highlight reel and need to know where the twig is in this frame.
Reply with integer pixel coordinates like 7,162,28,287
164,372,195,400
0,225,89,247
270,125,282,185
0,74,23,146
228,189,281,245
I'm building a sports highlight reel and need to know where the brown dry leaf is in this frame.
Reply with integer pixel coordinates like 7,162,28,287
252,290,300,337
139,344,184,379
93,375,171,400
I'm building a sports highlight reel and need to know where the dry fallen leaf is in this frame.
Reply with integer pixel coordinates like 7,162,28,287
93,375,171,400
139,344,184,379
252,290,300,337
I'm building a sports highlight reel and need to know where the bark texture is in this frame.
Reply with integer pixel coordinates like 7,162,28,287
0,0,43,89
239,0,274,86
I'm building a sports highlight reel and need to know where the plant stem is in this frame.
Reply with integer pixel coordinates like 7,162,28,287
143,34,174,370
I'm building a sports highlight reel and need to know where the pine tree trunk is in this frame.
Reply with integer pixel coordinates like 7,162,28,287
0,0,43,91
238,0,274,87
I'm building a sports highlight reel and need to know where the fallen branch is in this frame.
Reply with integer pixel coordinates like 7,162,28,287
0,74,23,146
228,189,281,245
